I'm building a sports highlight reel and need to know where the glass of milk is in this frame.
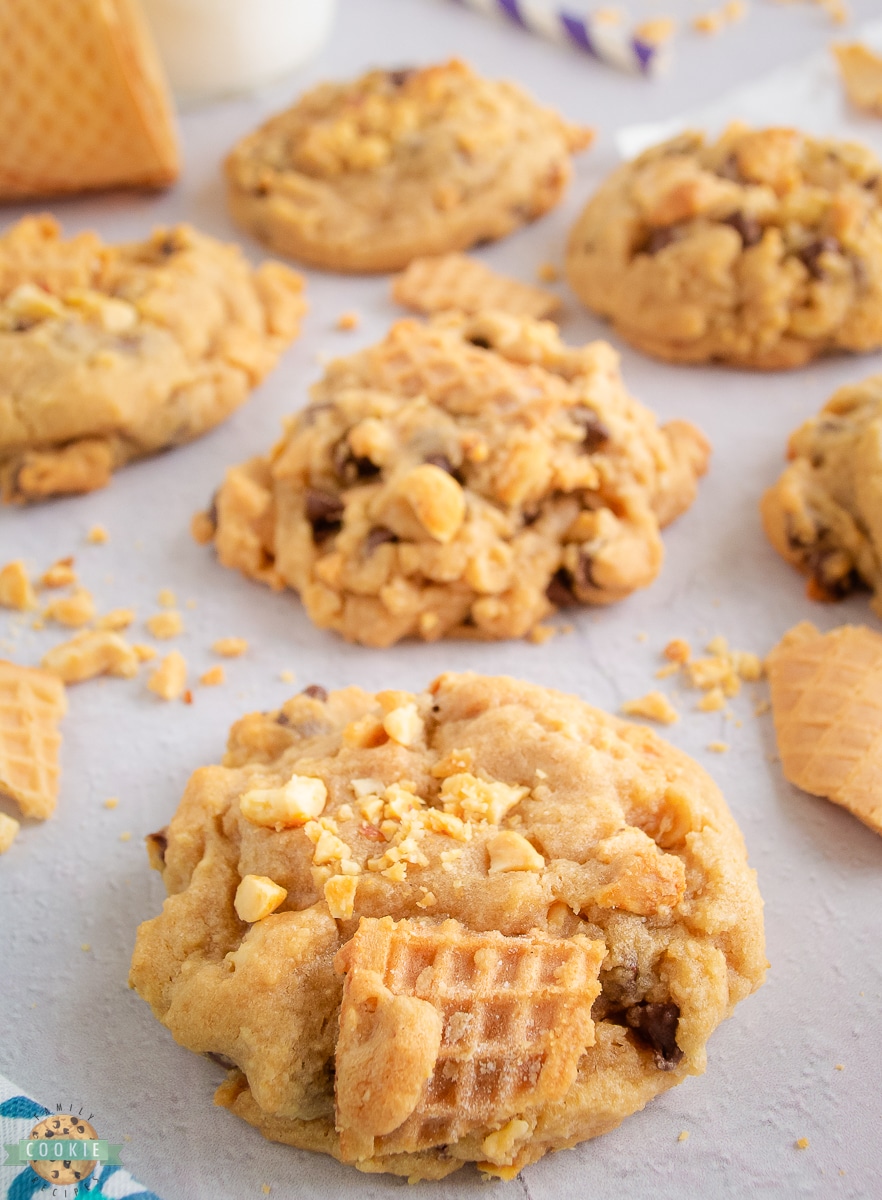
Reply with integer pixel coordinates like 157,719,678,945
141,0,337,103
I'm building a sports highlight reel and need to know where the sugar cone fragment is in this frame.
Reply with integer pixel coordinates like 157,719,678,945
0,0,179,198
0,660,67,820
766,621,882,835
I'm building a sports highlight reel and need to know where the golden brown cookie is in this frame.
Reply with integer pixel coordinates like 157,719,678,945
0,217,306,503
198,311,709,647
766,621,882,836
225,60,592,273
129,672,766,1181
761,373,882,612
566,124,882,369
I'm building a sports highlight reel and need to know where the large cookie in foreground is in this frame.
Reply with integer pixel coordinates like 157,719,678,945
198,311,709,647
129,672,766,1182
0,216,306,503
566,125,882,369
761,373,882,613
225,59,592,273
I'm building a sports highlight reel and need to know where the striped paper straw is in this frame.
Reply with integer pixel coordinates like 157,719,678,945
451,0,670,76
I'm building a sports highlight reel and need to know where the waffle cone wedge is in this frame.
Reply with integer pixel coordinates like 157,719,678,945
766,621,882,836
0,0,179,199
392,254,561,319
0,660,67,820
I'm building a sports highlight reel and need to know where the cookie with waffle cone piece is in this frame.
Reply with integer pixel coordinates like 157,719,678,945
334,916,604,1170
0,0,179,198
0,660,67,819
392,254,561,319
767,621,882,835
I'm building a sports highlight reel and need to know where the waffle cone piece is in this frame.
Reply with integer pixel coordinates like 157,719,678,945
766,621,882,835
0,660,67,820
0,0,179,198
334,916,605,1169
392,254,561,319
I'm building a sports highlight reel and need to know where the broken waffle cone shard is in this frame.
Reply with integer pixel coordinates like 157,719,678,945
0,659,68,819
766,621,882,835
333,915,605,1163
392,254,561,320
0,0,179,198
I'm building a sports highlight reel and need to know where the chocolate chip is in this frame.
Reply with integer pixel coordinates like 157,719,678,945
387,68,415,87
796,237,841,279
206,489,219,533
723,212,763,248
205,1051,237,1070
333,439,381,485
276,711,291,726
807,547,859,598
574,552,597,591
625,1001,683,1070
305,488,344,539
466,334,492,349
423,453,464,483
146,828,168,865
157,234,178,258
364,526,398,554
864,175,880,190
302,684,328,702
570,407,610,452
546,569,577,607
642,226,679,256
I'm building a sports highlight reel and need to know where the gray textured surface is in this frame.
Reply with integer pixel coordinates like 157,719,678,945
2,1,881,1196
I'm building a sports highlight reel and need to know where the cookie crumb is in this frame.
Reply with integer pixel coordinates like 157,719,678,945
104,797,119,810
795,1137,809,1150
200,665,225,687
692,10,724,33
622,691,679,725
280,669,296,683
537,262,560,282
157,588,177,608
636,631,648,642
664,638,691,663
97,607,136,632
0,812,21,854
213,637,249,658
678,1130,690,1142
708,741,730,753
148,651,188,700
336,310,360,331
635,16,677,44
40,559,77,589
146,610,183,639
655,662,680,680
119,831,132,842
262,1188,271,1196
0,560,36,610
42,630,139,682
81,943,91,952
835,1063,844,1070
44,587,96,628
527,623,556,645
86,524,109,544
191,511,215,545
133,643,157,663
697,686,726,712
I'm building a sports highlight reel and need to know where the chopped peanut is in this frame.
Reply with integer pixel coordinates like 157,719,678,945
335,310,360,331
324,873,358,919
146,611,183,639
481,1118,531,1165
234,874,288,923
147,651,188,700
212,637,249,658
240,775,327,829
0,560,36,610
383,703,424,747
708,741,730,754
697,686,726,712
0,812,21,854
133,643,157,662
44,587,95,628
200,665,225,687
96,608,136,631
441,773,527,823
103,797,119,810
40,559,77,589
86,524,109,544
42,630,139,683
395,464,465,542
487,831,545,874
191,511,215,545
622,691,679,725
664,638,691,663
157,588,176,608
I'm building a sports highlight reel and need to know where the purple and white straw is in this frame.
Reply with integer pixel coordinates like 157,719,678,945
451,0,670,76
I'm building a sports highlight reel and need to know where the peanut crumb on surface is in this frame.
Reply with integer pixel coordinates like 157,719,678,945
44,588,95,628
335,310,360,331
148,651,188,701
157,588,177,608
262,1187,271,1196
754,698,771,716
146,610,183,639
697,686,726,712
280,669,296,683
678,1130,690,1142
40,559,77,589
693,10,724,33
664,638,691,662
0,812,21,854
86,524,109,544
213,637,249,658
191,511,215,545
527,623,556,645
622,691,679,725
795,1137,809,1150
708,741,730,753
133,643,157,663
97,607,136,631
200,665,225,687
636,631,648,642
537,262,560,282
635,16,677,43
835,1063,845,1070
80,943,91,952
119,831,132,842
0,560,36,611
42,630,139,683
104,797,119,810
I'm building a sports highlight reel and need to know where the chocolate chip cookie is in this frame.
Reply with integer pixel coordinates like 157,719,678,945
129,672,766,1181
566,125,882,369
761,373,882,611
0,216,306,503
197,311,709,647
225,59,592,273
